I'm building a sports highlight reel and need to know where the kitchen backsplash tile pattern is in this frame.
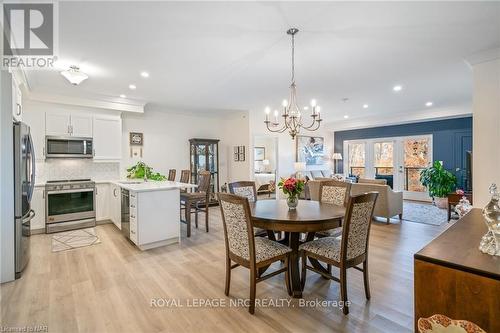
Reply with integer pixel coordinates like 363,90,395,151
36,160,120,183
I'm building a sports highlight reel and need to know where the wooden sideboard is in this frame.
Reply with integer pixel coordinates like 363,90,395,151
414,209,500,332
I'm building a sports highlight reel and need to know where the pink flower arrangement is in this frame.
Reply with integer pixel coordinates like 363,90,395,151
278,177,305,198
456,189,465,195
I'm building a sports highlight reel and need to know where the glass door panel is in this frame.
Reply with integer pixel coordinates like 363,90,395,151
347,143,366,177
403,138,431,193
374,141,394,188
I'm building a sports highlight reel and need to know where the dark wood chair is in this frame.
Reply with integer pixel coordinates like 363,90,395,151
300,192,378,315
180,170,211,237
179,169,190,193
217,193,291,314
168,169,176,181
316,180,352,238
228,181,268,237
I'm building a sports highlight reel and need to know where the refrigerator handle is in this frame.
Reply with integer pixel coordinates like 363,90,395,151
27,132,36,202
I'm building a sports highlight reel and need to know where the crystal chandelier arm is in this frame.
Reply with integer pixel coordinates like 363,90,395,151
301,115,320,130
264,120,289,133
302,119,322,132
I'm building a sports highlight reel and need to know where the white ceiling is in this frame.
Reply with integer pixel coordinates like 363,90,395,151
26,1,500,126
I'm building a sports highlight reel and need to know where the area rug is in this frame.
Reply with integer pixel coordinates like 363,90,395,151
402,201,448,226
52,228,101,252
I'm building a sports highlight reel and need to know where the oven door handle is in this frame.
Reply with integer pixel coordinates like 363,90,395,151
47,188,95,195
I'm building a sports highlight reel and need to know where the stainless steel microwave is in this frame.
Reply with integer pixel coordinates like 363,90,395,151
45,136,93,158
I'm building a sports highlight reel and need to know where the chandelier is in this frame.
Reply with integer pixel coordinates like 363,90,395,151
264,28,322,139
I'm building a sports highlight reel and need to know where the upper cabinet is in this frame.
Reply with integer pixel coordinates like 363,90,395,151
12,75,22,122
93,115,122,161
45,112,92,137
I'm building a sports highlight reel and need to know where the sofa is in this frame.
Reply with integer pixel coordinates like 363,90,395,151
308,178,403,224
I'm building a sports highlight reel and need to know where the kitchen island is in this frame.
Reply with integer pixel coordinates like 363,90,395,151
114,180,196,250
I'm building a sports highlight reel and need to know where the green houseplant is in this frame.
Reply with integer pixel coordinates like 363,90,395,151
126,161,167,181
420,161,457,209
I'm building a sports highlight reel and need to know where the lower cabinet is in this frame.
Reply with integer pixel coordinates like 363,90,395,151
110,184,121,229
31,187,46,232
95,183,110,221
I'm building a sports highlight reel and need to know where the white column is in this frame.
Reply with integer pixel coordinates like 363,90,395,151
467,49,500,207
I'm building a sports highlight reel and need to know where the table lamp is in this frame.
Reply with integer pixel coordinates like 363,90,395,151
294,162,306,179
332,153,343,174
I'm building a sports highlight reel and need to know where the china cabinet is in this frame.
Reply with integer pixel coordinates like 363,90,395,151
189,138,219,204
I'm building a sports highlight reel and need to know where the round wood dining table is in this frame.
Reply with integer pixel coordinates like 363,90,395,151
250,199,345,298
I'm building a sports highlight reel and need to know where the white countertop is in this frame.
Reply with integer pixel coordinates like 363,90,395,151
35,179,197,193
111,180,197,193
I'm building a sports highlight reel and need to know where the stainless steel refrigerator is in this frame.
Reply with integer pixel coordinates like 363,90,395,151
13,122,35,279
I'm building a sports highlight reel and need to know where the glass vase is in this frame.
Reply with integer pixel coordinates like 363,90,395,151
286,196,299,210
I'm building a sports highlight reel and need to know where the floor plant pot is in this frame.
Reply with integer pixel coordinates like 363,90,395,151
435,197,448,209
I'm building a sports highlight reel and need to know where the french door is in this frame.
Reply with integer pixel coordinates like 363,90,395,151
344,135,433,201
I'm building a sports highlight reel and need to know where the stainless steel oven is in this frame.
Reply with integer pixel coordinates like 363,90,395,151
45,136,93,158
45,179,96,233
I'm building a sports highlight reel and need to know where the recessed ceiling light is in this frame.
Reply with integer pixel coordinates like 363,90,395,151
140,71,149,78
363,104,369,109
343,115,349,119
129,84,136,90
393,85,403,92
120,94,126,98
303,106,309,110
425,101,433,107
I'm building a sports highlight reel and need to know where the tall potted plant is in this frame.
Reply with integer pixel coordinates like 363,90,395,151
420,161,457,209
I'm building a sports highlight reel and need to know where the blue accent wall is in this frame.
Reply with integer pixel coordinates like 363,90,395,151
334,117,472,188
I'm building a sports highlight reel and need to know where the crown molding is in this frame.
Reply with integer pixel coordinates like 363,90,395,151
25,91,145,113
324,103,472,132
465,48,500,67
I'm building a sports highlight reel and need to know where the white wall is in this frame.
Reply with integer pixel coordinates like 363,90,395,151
1,71,15,283
470,53,500,207
122,108,250,186
249,111,334,180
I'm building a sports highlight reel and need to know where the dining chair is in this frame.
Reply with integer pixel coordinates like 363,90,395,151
300,192,378,315
228,181,268,237
168,169,176,181
316,180,352,238
217,193,291,314
180,170,211,237
179,169,190,193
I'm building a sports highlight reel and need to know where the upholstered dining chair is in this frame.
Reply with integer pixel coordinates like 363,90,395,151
316,180,352,238
228,181,268,237
217,193,291,314
300,192,378,315
168,169,176,181
180,170,211,237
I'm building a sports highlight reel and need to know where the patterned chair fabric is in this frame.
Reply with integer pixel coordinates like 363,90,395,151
300,200,375,261
316,226,343,238
220,200,290,263
233,186,256,202
321,186,347,206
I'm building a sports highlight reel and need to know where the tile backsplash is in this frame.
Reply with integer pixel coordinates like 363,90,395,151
36,159,121,183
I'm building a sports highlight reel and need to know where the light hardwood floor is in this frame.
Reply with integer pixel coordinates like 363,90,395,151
1,207,448,333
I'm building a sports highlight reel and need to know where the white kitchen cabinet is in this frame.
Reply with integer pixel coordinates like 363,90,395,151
45,112,71,136
45,112,93,137
12,76,22,122
93,115,122,161
95,183,110,221
31,187,46,232
22,103,46,161
71,114,93,137
110,184,121,229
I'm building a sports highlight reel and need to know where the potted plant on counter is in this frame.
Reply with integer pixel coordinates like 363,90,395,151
127,161,167,181
420,161,457,209
278,177,305,210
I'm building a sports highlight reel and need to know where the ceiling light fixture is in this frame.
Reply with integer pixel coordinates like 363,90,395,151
140,71,149,78
60,66,88,85
344,115,349,119
363,104,369,109
120,94,127,98
393,85,403,92
129,84,136,90
425,101,433,107
264,28,322,139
